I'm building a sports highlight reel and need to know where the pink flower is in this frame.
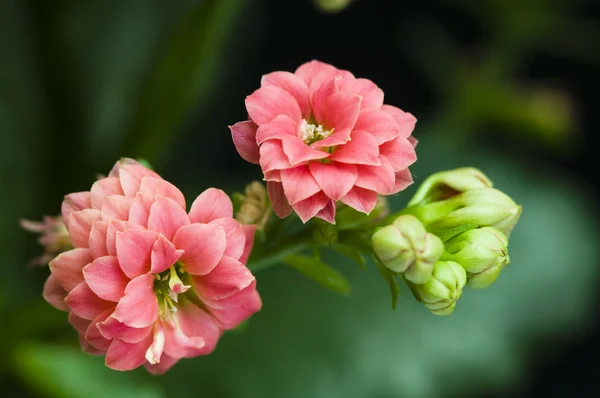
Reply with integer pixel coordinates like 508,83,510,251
45,158,261,374
20,216,72,266
230,60,417,224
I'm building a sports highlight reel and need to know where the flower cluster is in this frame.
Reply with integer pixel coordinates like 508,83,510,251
44,159,261,373
231,60,417,224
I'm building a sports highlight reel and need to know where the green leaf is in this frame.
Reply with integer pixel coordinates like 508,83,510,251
333,244,367,271
374,258,400,310
284,254,351,296
13,343,164,398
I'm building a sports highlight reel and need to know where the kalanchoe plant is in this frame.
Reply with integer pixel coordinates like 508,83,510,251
22,60,522,373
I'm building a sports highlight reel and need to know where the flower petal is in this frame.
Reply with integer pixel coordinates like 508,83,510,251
108,158,142,177
340,186,378,214
188,188,233,224
145,322,166,365
353,108,399,145
322,92,362,131
294,60,338,87
309,162,357,201
311,77,340,124
239,224,256,265
280,136,329,166
392,168,414,194
98,316,152,343
101,195,134,221
112,274,158,328
89,221,109,258
381,105,417,138
105,333,153,371
139,177,186,210
106,220,144,256
246,85,302,125
62,192,91,224
163,304,222,358
355,156,396,194
67,209,102,248
280,166,321,204
329,130,380,166
203,280,262,330
259,140,291,172
43,274,69,311
310,128,351,149
261,71,311,119
50,248,93,291
173,223,226,275
118,164,161,197
83,256,129,302
208,218,246,260
147,196,190,240
116,228,159,278
339,78,384,109
192,255,254,300
150,234,184,274
128,192,155,228
69,312,91,335
267,181,293,218
144,353,179,375
90,177,124,210
315,200,336,224
230,121,260,164
292,191,331,223
379,137,417,172
65,282,114,320
85,309,113,350
255,114,297,145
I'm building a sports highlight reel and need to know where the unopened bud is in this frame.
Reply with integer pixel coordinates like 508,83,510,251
235,181,270,230
372,215,444,284
414,260,466,316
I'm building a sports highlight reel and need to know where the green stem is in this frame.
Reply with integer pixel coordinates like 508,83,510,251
247,230,313,273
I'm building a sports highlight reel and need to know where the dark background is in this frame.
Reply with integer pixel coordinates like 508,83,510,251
1,0,599,397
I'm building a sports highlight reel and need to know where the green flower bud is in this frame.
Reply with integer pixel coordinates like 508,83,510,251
235,181,270,230
415,260,467,316
313,0,353,13
442,227,510,289
372,215,444,284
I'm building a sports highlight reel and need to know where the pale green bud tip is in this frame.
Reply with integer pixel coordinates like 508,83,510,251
416,261,467,316
372,215,444,284
443,227,509,274
408,167,493,206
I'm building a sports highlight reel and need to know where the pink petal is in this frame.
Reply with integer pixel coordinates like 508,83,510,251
322,92,362,131
280,166,322,204
89,221,109,258
259,140,291,172
408,136,418,148
315,200,336,224
353,108,399,145
43,274,69,311
379,137,417,172
311,77,340,124
147,196,190,240
128,192,155,227
108,158,143,177
392,168,414,194
239,224,256,264
151,234,184,274
255,114,297,145
309,69,354,101
292,191,331,223
106,220,144,256
85,309,113,350
340,186,378,214
67,209,102,248
329,130,381,166
267,181,293,219
112,274,158,328
80,337,106,356
246,85,302,125
139,177,186,210
339,78,384,109
208,218,246,260
69,312,91,335
83,256,129,302
280,136,330,166
261,71,311,119
101,195,134,221
263,169,281,182
163,304,221,358
145,353,179,375
309,162,358,201
116,228,158,279
310,127,351,148
65,282,114,320
230,121,260,164
50,248,93,291
188,188,233,224
355,155,396,195
145,322,166,365
118,164,161,197
98,316,152,343
90,177,124,210
105,333,153,371
381,105,417,138
203,280,262,330
173,223,226,276
62,192,91,224
294,60,338,87
193,255,254,300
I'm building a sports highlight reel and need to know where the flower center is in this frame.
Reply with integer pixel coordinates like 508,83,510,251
299,119,334,145
153,264,190,315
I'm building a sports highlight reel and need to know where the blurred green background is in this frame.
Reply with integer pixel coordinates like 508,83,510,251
2,0,599,397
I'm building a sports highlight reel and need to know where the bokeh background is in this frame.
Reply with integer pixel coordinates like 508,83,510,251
2,0,599,397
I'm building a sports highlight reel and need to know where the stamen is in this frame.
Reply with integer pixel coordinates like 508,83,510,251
299,119,334,145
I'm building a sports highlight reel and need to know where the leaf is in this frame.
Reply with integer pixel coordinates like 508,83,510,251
374,258,400,310
284,254,351,296
13,343,164,398
333,244,367,271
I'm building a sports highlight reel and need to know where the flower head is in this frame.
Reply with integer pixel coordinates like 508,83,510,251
21,215,72,266
45,159,261,374
230,60,417,224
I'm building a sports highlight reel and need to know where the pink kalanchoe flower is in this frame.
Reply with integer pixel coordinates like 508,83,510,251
230,60,418,223
20,215,72,266
45,158,261,374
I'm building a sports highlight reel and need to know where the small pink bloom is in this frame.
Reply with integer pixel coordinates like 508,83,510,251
45,158,261,374
230,60,417,223
21,216,73,266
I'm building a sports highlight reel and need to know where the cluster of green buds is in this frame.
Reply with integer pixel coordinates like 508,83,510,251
372,168,521,315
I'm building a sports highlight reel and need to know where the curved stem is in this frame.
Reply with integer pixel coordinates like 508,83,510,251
247,230,313,273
